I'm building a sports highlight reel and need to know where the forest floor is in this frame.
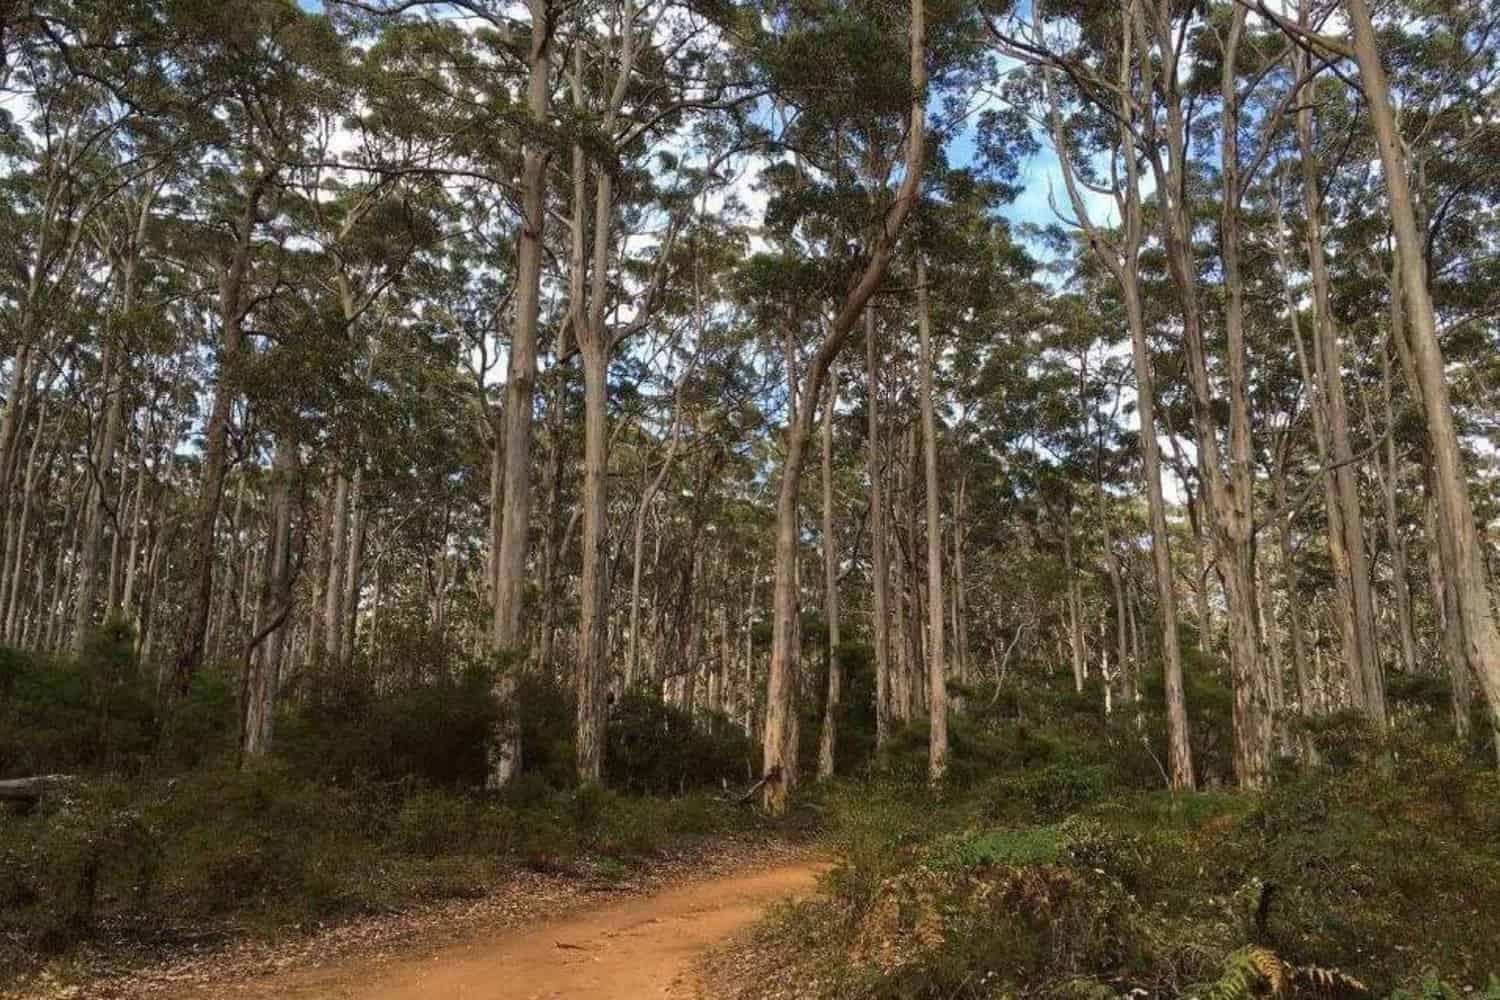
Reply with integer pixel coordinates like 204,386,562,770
8,839,822,1000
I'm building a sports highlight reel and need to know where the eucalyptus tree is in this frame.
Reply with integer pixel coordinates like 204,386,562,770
747,0,953,811
994,3,1200,784
148,1,351,694
559,0,753,783
1240,0,1500,746
0,2,169,642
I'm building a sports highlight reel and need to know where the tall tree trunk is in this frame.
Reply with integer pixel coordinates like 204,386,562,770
323,473,350,665
917,259,947,783
173,176,268,694
1271,438,1313,732
1063,525,1085,693
1340,0,1500,740
1375,340,1416,676
760,0,925,811
342,475,367,668
487,0,553,789
1043,14,1193,782
866,306,892,749
1132,0,1265,784
74,334,125,649
1294,63,1384,721
2,393,50,643
576,332,610,784
816,373,843,780
1425,492,1472,737
1214,8,1272,782
953,476,970,688
242,438,294,759
628,399,684,687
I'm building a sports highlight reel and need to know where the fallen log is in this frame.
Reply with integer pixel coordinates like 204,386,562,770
0,774,73,803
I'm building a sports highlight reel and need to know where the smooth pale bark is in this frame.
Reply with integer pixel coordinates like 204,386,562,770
1122,272,1194,785
242,438,294,759
1257,549,1286,748
1388,265,1474,734
816,374,843,780
173,175,268,695
486,408,504,601
744,555,758,735
48,475,84,653
1040,15,1193,784
0,343,39,518
120,419,154,620
1270,433,1314,732
572,37,610,783
573,0,662,784
903,424,925,717
1274,178,1366,721
211,472,248,666
628,388,686,687
890,479,912,723
1213,8,1273,782
487,0,552,789
952,475,970,688
2,394,50,643
342,480,368,667
865,307,892,750
1375,338,1416,676
916,259,947,783
306,483,332,667
73,335,124,649
1294,63,1384,721
576,331,610,783
1425,493,1472,737
74,187,154,646
1062,526,1085,693
1339,0,1500,740
760,0,926,810
1130,0,1266,786
322,473,350,665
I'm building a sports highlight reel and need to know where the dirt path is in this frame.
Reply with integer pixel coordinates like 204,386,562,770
175,860,825,1000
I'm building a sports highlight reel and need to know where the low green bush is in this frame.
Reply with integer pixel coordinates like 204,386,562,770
275,659,499,787
0,626,238,777
754,707,1500,999
606,690,755,795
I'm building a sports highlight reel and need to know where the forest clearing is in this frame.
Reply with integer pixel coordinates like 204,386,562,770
3,0,1500,996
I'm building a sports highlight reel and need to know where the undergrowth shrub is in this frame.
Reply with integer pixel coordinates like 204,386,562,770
276,660,499,787
606,690,755,794
0,628,236,777
765,707,1500,999
0,779,159,948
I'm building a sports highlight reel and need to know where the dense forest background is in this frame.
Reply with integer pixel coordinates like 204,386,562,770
3,0,1500,995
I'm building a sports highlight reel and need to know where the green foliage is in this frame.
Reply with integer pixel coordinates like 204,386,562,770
1389,974,1500,1000
515,670,579,789
753,705,1500,999
606,690,756,795
1,633,774,979
276,660,499,787
0,764,763,971
926,823,1074,870
0,780,159,948
0,632,235,777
